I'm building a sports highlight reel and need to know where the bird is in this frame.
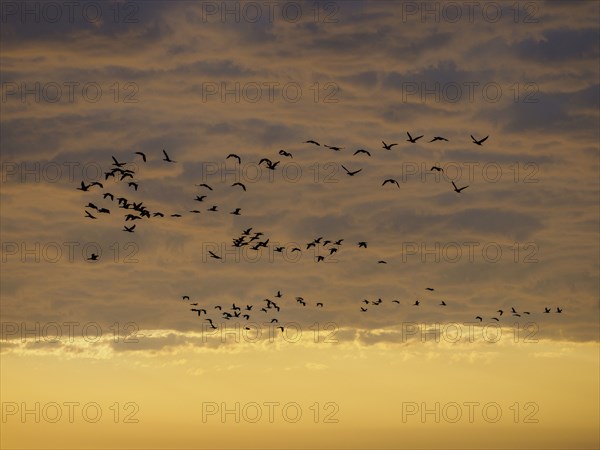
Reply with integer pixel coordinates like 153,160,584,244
426,288,434,291
277,327,284,332
196,184,213,190
194,195,207,202
77,181,90,191
341,165,362,176
497,310,504,316
214,306,222,310
316,303,323,307
291,247,301,252
123,224,136,232
232,182,246,191
413,300,420,306
377,260,387,264
316,256,325,262
205,318,217,329
207,205,218,212
90,181,103,189
87,253,99,261
544,307,550,313
491,317,499,321
440,301,446,306
358,242,367,248
430,166,443,172
171,214,182,217
85,210,96,219
134,151,147,162
111,156,126,167
429,136,448,142
382,179,400,188
275,291,282,298
324,145,343,151
556,307,562,313
226,154,241,163
451,181,469,193
128,182,138,191
279,150,293,158
153,212,164,217
182,296,190,300
382,141,397,150
98,208,110,214
353,149,371,156
86,203,98,210
162,149,176,162
475,316,483,321
230,208,241,215
103,192,114,201
471,135,489,146
208,251,221,260
190,210,201,214
362,300,369,304
511,307,517,313
406,132,423,143
360,307,367,312
304,140,320,146
392,300,400,304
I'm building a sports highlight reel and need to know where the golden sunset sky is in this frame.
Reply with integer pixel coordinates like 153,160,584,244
1,1,599,448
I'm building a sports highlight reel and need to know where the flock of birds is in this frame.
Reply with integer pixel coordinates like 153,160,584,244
180,289,326,333
76,132,565,327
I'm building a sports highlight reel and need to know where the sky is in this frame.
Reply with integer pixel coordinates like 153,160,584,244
1,1,599,448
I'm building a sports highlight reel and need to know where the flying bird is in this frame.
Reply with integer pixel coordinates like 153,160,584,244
230,208,241,215
305,140,320,146
324,145,343,151
128,182,138,191
85,210,96,219
429,136,448,142
123,224,136,232
358,241,367,248
471,135,489,146
87,253,99,261
196,184,213,190
341,165,362,176
451,181,469,193
232,182,246,191
227,154,241,163
382,179,400,189
430,166,443,172
162,149,176,162
382,141,397,150
134,151,147,162
475,316,483,321
279,150,293,158
426,288,434,291
208,251,221,260
111,156,126,167
406,132,423,143
77,181,90,191
353,149,371,156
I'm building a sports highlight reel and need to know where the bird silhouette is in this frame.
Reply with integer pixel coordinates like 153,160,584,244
227,154,241,163
429,136,448,142
134,151,147,162
87,253,99,261
279,150,293,158
123,224,136,232
208,251,221,260
162,149,176,162
324,145,343,151
85,210,96,219
196,183,213,190
305,140,320,146
382,179,400,189
316,302,324,307
128,182,138,191
475,316,483,321
430,166,443,172
451,181,469,193
471,135,489,146
413,300,420,306
406,132,423,143
207,205,218,212
353,149,371,156
77,181,90,191
230,208,241,215
111,156,126,167
382,141,397,150
440,301,446,306
341,165,362,176
358,241,367,248
232,182,246,191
